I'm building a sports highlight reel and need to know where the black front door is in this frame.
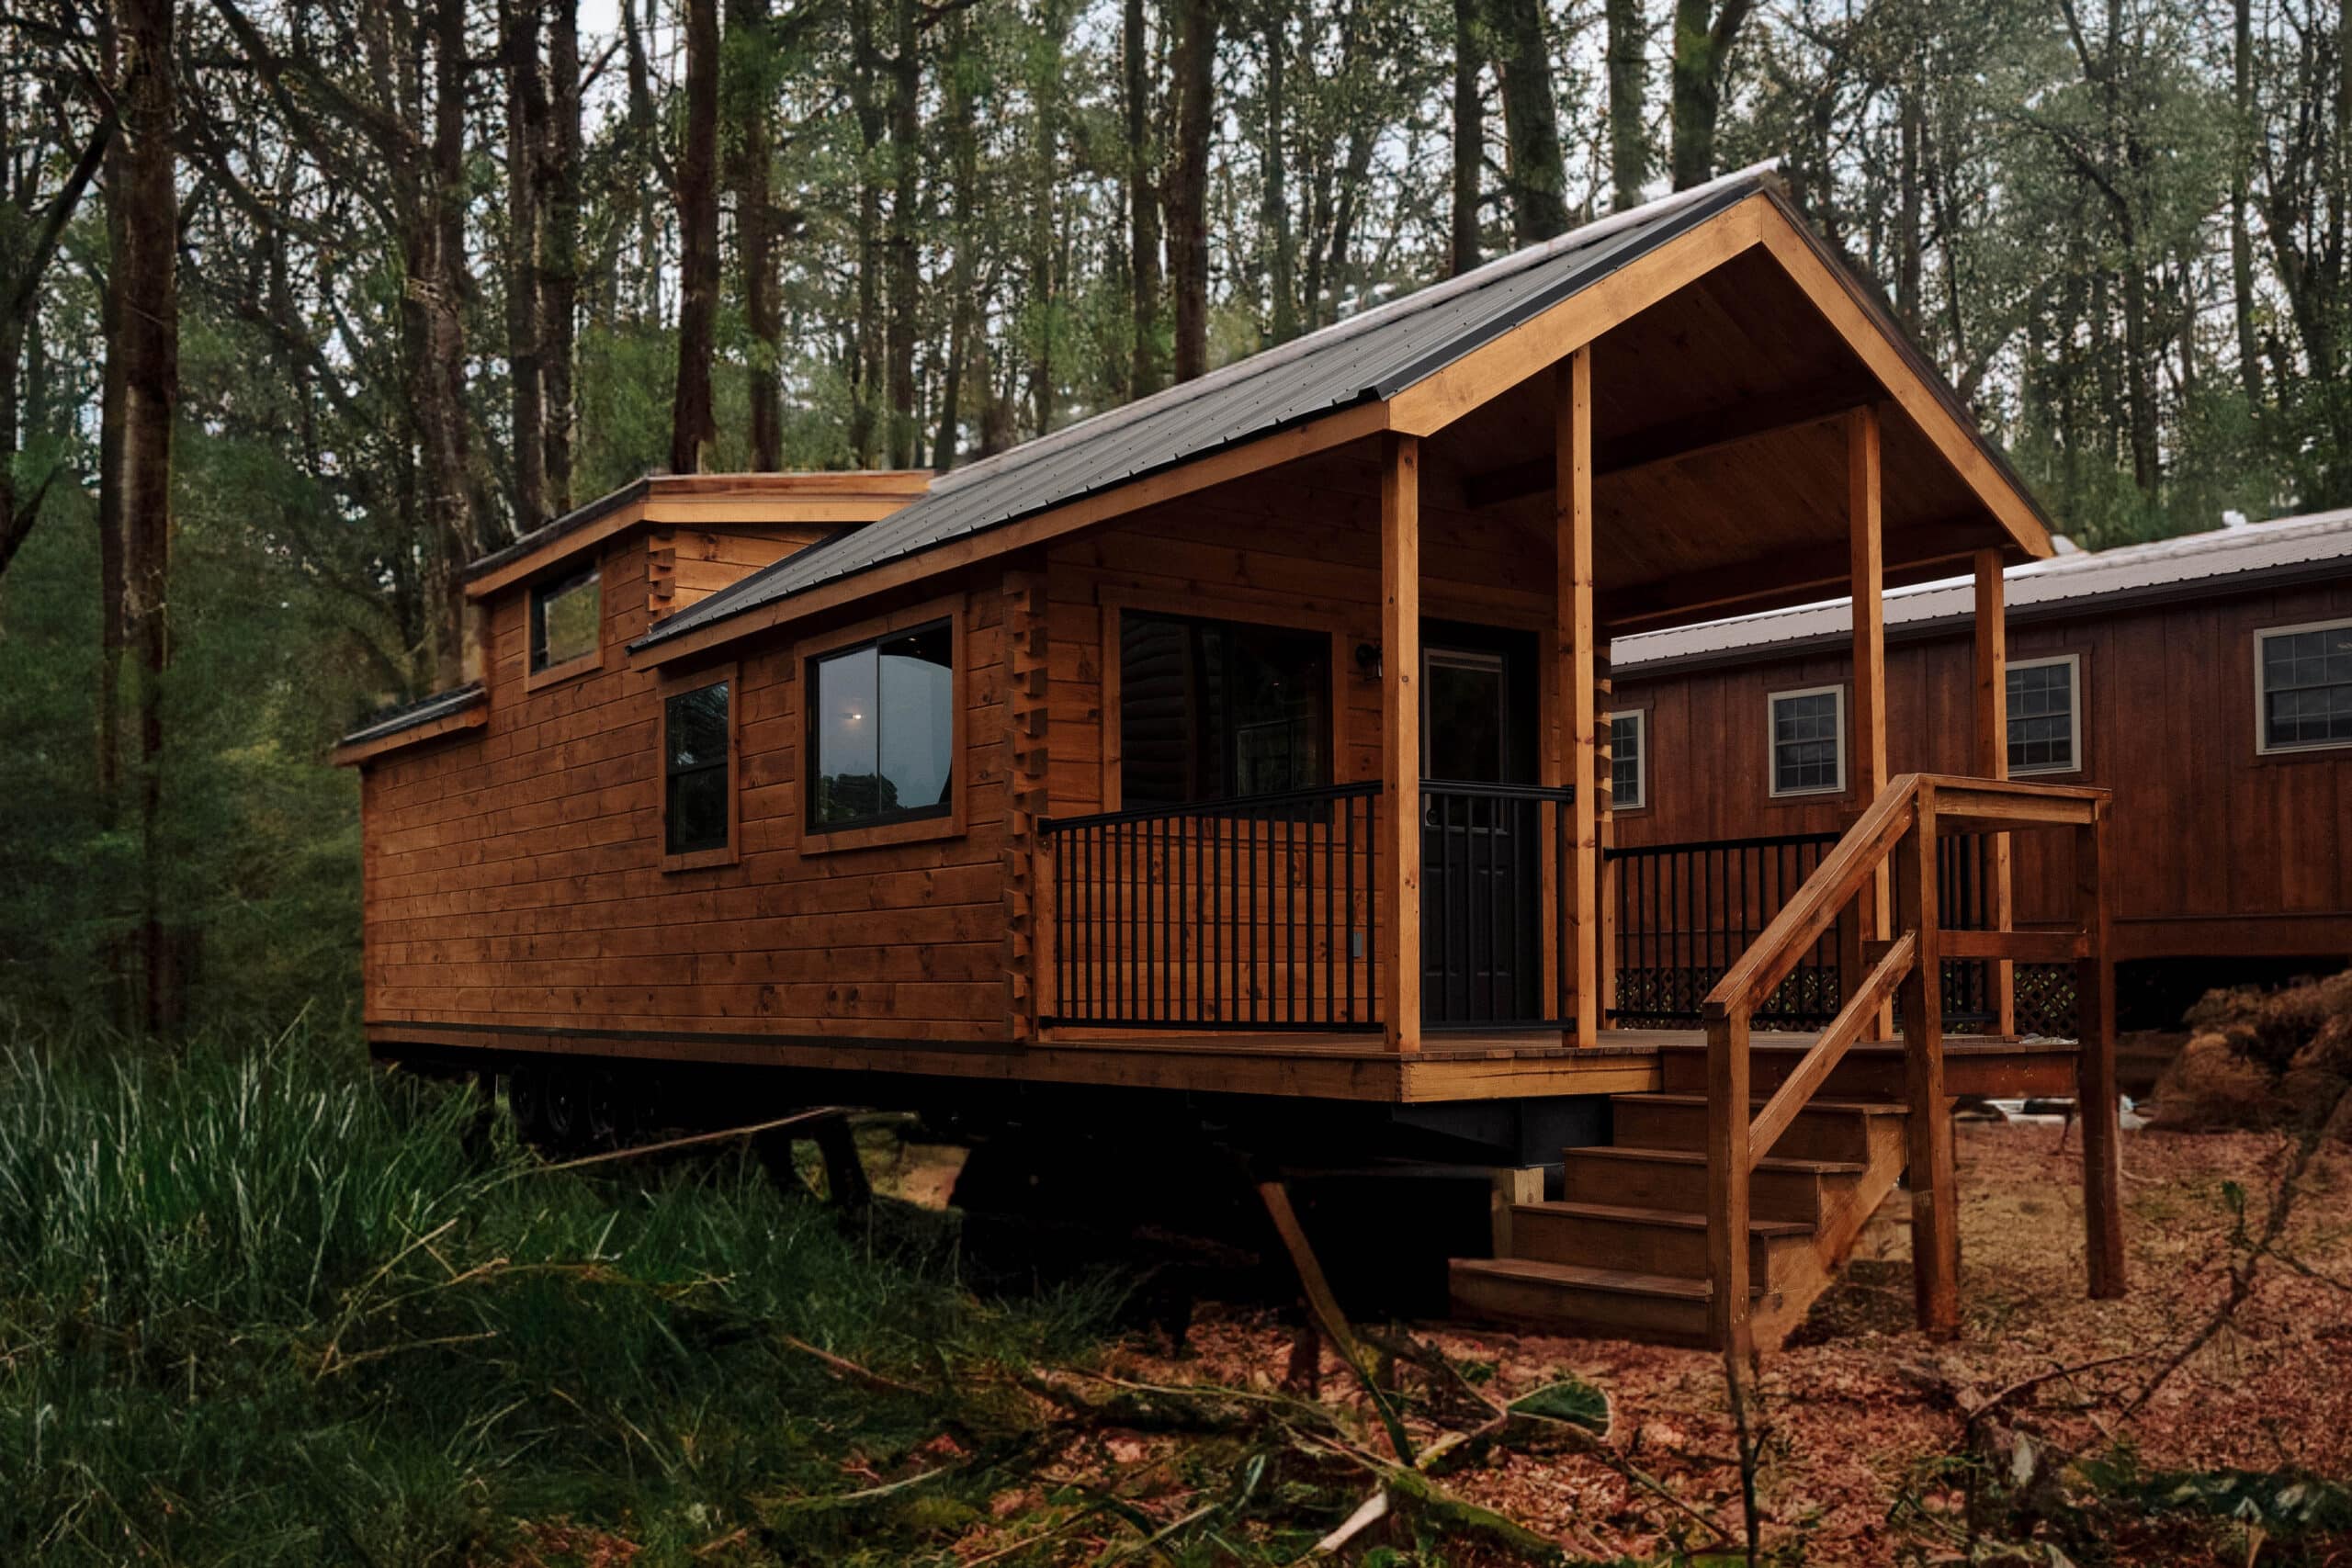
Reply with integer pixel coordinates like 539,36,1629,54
1420,626,1543,1026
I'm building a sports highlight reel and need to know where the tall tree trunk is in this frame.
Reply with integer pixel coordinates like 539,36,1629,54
112,0,179,1038
1491,0,1566,243
543,0,582,512
2229,0,2262,408
0,112,112,580
1894,72,1922,332
1605,0,1647,210
671,0,720,474
1262,1,1298,339
1451,0,1482,272
420,0,481,687
934,13,979,468
1167,0,1217,381
504,0,548,531
1668,0,1753,189
849,0,884,462
885,0,922,468
1125,0,1161,395
727,0,783,469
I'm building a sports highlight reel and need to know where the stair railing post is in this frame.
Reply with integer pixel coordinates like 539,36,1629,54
1896,784,1959,1338
2075,800,2126,1297
1705,999,1752,1362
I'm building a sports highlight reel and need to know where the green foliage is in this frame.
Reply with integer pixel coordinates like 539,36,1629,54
1507,1373,1612,1435
0,1020,1117,1565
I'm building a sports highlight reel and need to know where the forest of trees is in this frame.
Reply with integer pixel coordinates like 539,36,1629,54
4,0,2352,1032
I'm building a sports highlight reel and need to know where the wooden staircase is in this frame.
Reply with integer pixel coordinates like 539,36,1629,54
1450,773,2129,1353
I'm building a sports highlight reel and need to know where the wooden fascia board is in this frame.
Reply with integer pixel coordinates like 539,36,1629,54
1746,201,2054,561
330,702,487,767
1382,197,1772,436
628,398,1396,669
466,495,651,599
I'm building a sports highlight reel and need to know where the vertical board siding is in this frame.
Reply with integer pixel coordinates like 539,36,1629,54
1613,579,2352,963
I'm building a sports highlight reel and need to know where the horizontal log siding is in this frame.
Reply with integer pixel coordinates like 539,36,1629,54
361,533,1016,1043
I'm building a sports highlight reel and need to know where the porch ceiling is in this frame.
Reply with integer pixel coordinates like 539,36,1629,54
1426,249,2024,637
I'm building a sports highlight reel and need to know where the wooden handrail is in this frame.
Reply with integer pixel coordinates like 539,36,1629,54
1704,770,2118,1360
1747,930,1914,1168
1702,773,1921,1021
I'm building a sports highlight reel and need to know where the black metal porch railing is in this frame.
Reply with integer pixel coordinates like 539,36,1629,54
1610,831,1843,1029
1608,829,2077,1034
1040,782,1384,1032
1420,781,1577,1031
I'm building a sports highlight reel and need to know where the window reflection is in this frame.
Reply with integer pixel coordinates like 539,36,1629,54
812,619,955,829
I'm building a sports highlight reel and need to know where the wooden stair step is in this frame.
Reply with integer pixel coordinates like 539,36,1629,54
1568,1145,1865,1177
1512,1199,1812,1236
1614,1092,1906,1116
1449,1257,1770,1348
1508,1199,1813,1278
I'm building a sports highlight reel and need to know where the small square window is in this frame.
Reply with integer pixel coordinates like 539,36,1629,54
2007,656,2080,774
1768,686,1845,797
664,679,730,857
1608,710,1645,810
2256,620,2352,754
531,567,601,672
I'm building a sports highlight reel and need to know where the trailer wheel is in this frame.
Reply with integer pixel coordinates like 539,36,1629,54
509,1067,552,1149
540,1068,590,1153
582,1068,636,1151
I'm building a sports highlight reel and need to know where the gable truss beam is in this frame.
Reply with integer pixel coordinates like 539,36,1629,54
1461,379,1880,510
1601,512,1994,635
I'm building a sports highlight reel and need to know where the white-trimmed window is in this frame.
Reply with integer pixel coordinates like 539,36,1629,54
1768,684,1846,797
1607,709,1646,810
2007,654,2081,775
2256,618,2352,754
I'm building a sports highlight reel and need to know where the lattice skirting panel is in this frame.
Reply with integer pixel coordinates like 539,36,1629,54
1610,962,2079,1038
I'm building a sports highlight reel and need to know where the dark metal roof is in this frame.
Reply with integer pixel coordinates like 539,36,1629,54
338,682,484,747
466,481,650,581
1611,510,2352,677
637,166,1782,649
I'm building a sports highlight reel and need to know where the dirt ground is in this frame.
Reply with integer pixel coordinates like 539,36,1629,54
918,1121,2352,1564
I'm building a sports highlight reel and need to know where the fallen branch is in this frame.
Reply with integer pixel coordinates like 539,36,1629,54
529,1105,853,1176
781,1333,929,1397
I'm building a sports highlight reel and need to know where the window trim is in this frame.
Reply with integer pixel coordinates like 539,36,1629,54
526,562,605,691
1606,706,1648,812
658,660,741,873
1766,682,1848,799
2253,616,2352,757
2005,652,2083,777
797,593,967,854
1099,588,1350,814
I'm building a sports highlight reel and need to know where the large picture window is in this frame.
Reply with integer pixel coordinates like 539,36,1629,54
2007,655,2080,774
663,678,731,858
1119,610,1330,808
1768,684,1846,797
809,618,956,831
2256,619,2352,754
530,566,601,673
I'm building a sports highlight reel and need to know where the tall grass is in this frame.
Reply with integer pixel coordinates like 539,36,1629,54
0,1021,1114,1565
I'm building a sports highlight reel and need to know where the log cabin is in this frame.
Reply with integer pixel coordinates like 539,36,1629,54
335,167,2124,1355
1605,510,2352,1039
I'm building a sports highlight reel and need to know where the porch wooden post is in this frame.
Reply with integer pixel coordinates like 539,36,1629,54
1559,348,1599,1049
1595,649,1618,1030
1848,405,1891,1039
1382,434,1423,1053
2076,801,2126,1297
1005,567,1052,1040
1897,783,1959,1337
1972,549,2017,1036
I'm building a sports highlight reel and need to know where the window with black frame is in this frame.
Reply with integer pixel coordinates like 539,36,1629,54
664,679,730,856
1118,611,1330,808
809,619,956,831
531,566,600,671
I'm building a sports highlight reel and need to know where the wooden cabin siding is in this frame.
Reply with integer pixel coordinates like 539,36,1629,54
1613,574,2352,963
359,534,1018,1045
648,525,840,620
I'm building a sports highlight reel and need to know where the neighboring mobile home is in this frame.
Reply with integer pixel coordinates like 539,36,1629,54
336,168,2123,1355
1605,512,2352,1034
